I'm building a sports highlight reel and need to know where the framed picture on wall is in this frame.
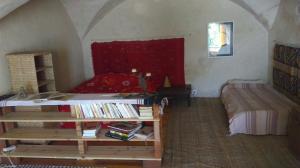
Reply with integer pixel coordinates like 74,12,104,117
208,21,233,57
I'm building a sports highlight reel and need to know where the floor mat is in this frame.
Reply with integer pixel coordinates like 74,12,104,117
162,98,300,168
0,165,99,168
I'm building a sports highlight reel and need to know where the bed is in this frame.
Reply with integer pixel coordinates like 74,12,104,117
221,81,297,135
59,38,185,128
70,73,157,94
58,73,158,128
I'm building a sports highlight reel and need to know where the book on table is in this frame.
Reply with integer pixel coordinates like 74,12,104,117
105,122,142,141
82,122,101,138
138,105,153,119
105,131,136,141
134,126,154,140
107,122,142,133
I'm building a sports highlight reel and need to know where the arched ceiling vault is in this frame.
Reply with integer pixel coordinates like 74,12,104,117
0,0,281,39
0,0,29,20
230,0,280,29
61,0,281,39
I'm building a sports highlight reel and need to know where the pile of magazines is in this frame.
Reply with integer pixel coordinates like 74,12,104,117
105,122,142,141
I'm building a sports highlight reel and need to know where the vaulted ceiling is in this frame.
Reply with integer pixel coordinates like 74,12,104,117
230,0,280,29
62,0,281,39
0,0,29,20
0,0,282,39
60,0,125,38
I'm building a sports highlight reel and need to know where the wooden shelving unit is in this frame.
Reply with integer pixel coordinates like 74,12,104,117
0,112,160,122
37,80,55,87
5,145,158,161
0,127,157,142
6,52,56,93
6,52,57,141
0,97,163,167
36,66,53,73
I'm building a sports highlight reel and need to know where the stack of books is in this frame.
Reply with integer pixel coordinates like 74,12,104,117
73,103,139,119
82,122,101,138
138,106,153,119
105,122,142,141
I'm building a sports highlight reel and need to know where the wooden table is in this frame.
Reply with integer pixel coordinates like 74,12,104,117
158,84,191,106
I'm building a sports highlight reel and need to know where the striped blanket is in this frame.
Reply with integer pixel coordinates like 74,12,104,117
221,83,297,135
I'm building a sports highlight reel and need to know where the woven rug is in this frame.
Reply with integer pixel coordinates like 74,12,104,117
0,165,98,168
162,98,300,168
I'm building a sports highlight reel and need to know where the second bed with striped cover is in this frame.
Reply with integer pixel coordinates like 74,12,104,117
221,82,297,135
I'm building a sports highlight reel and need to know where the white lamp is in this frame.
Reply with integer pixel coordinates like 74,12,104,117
131,68,137,73
146,73,151,77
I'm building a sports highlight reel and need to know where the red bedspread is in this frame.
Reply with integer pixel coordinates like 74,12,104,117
71,73,156,93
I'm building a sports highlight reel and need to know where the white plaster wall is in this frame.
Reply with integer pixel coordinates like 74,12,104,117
60,0,109,38
0,0,85,94
268,0,300,81
83,0,268,97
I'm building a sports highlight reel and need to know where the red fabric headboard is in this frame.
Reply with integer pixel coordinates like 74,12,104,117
91,38,185,88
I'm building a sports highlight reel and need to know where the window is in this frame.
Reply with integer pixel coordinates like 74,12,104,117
208,22,233,57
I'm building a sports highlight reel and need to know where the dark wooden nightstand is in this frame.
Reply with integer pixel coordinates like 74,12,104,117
158,84,191,106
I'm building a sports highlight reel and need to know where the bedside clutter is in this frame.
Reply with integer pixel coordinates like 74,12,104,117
288,108,300,161
158,84,191,106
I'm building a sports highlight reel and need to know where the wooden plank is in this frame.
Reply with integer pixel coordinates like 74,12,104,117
38,80,54,87
153,105,161,158
2,107,18,145
0,127,157,142
16,129,154,142
3,93,152,106
0,128,77,141
15,106,41,112
153,121,161,159
0,112,73,122
0,107,6,150
75,122,86,155
70,106,76,118
153,104,160,119
143,160,161,168
160,113,165,155
6,52,51,57
1,107,20,164
36,66,53,72
15,106,47,139
0,145,160,161
75,122,82,137
0,112,159,122
0,145,80,159
84,146,160,161
78,140,86,155
0,107,20,164
82,128,157,142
